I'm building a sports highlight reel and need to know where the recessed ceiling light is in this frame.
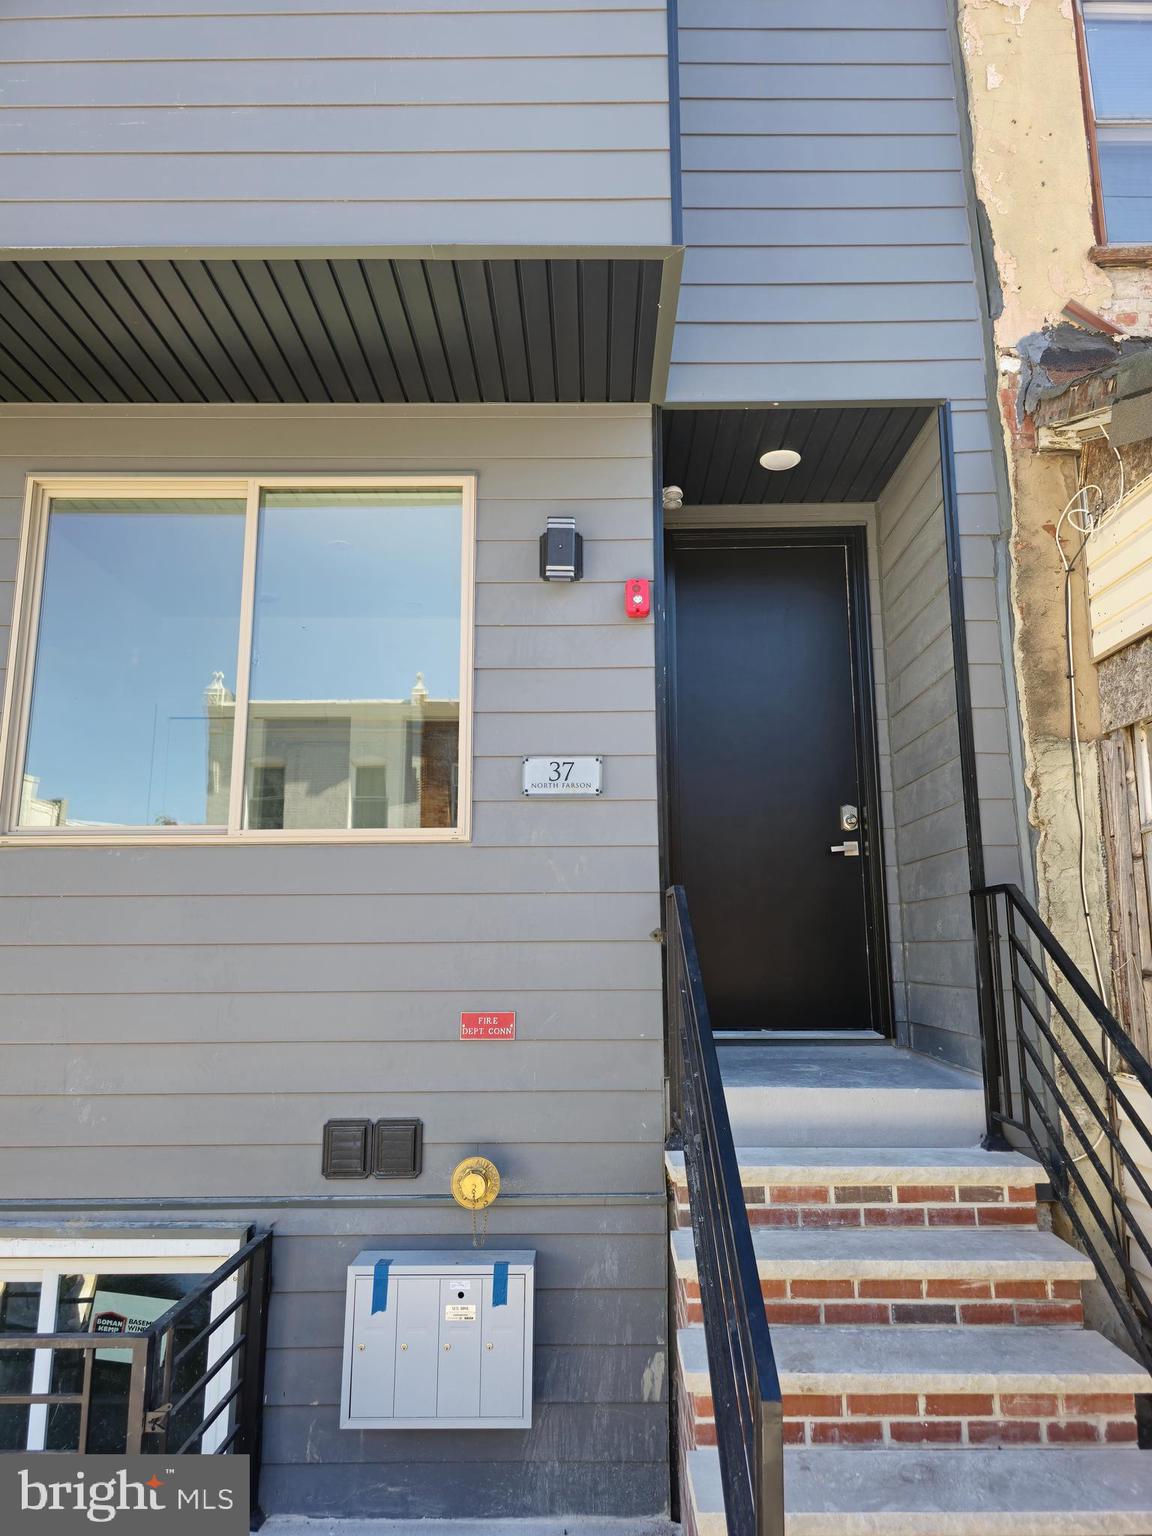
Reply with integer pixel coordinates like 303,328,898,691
759,448,802,472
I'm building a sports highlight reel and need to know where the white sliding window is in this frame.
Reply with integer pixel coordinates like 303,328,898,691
0,477,475,843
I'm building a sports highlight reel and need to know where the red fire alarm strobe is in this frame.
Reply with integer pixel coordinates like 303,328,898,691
625,578,650,618
460,1012,516,1041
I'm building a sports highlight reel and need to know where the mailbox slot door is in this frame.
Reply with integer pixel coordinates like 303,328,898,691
436,1276,482,1418
393,1275,440,1419
480,1272,526,1418
348,1275,398,1421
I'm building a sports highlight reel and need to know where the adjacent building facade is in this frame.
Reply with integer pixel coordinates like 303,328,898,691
5,0,1133,1522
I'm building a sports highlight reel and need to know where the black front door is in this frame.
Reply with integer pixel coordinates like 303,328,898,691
667,530,887,1032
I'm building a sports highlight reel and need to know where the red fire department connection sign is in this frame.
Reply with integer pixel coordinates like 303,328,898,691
460,1011,516,1041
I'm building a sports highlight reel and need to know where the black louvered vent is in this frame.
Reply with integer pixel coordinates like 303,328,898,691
321,1119,371,1180
373,1119,423,1180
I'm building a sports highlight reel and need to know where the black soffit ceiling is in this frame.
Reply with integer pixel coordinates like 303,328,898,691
0,256,665,405
662,405,933,505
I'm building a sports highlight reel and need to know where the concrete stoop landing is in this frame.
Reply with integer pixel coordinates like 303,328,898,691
672,1043,1152,1534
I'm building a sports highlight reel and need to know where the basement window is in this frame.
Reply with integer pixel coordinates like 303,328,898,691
0,477,475,844
1081,1,1152,244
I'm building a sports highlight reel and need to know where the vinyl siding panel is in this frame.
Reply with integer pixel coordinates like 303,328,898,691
0,401,666,1520
0,6,672,251
669,0,990,407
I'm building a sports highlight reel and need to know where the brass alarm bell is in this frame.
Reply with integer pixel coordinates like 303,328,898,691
450,1156,501,1211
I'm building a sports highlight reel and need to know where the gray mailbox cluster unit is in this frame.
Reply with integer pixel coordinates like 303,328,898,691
341,1250,535,1430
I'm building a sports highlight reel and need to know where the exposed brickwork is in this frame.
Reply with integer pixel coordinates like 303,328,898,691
670,1174,1040,1233
675,1273,1083,1328
684,1380,1139,1450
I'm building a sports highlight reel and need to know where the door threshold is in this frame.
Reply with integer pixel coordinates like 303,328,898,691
716,1030,888,1045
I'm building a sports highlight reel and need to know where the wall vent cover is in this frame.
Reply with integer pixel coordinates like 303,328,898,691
322,1119,371,1179
373,1119,423,1179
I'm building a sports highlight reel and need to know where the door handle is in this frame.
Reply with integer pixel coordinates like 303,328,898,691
830,841,860,857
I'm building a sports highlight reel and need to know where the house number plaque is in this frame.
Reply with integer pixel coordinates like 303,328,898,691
522,756,603,796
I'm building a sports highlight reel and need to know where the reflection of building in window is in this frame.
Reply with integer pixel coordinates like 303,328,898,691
19,776,66,828
204,671,459,831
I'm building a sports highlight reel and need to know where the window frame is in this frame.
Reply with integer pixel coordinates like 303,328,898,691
0,473,476,846
0,1234,241,1454
1077,0,1152,251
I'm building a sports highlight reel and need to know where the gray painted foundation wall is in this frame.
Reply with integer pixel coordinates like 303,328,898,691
0,2,672,250
0,403,668,1519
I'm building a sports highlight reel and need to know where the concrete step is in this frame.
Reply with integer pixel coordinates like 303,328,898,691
719,1046,986,1147
666,1146,1044,1230
685,1445,1152,1535
677,1324,1149,1449
671,1226,1091,1328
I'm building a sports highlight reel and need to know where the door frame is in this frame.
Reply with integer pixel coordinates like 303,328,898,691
658,523,894,1039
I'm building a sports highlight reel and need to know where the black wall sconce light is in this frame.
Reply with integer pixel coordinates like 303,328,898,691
539,515,583,582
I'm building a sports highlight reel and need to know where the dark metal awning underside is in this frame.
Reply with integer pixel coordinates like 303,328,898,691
0,256,665,404
662,405,933,505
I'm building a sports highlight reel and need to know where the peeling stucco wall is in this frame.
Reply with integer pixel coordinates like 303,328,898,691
956,0,1152,972
957,0,1152,1356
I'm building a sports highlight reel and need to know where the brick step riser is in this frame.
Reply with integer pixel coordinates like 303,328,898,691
680,1379,1138,1452
675,1276,1083,1330
671,1181,1039,1233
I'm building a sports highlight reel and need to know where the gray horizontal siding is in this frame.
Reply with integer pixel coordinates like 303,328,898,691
0,402,665,1517
0,6,671,251
669,0,991,407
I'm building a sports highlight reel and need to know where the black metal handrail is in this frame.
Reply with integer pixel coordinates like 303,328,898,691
0,1231,272,1523
666,886,784,1536
975,882,1152,1370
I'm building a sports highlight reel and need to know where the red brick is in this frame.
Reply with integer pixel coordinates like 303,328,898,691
860,1279,923,1299
810,1420,884,1446
1062,1394,1134,1416
1019,1302,1083,1325
958,1185,1004,1202
926,1207,977,1227
684,1280,701,1299
977,1205,1036,1226
1106,1419,1139,1443
783,1393,843,1418
968,1419,1042,1445
925,1393,995,1417
960,1303,1016,1324
822,1303,893,1325
749,1207,799,1227
695,1423,717,1446
896,1184,956,1203
1009,1185,1038,1203
834,1185,893,1204
781,1420,806,1446
1000,1394,1060,1418
992,1280,1047,1300
741,1185,767,1203
846,1394,920,1417
769,1185,829,1204
893,1303,958,1325
764,1302,821,1325
864,1207,927,1226
693,1393,714,1417
760,1279,788,1299
890,1420,963,1443
1046,1421,1100,1444
800,1207,863,1228
685,1301,703,1323
927,1279,991,1300
1050,1280,1082,1300
790,1279,854,1300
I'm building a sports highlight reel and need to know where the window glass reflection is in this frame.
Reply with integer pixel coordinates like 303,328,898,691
47,1272,211,1453
239,490,462,831
0,1279,40,1450
20,499,245,829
